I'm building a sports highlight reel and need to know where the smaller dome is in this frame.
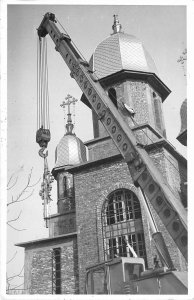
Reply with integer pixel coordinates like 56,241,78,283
55,99,87,168
55,134,87,168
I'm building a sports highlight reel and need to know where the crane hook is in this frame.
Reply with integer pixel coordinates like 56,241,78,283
39,146,48,158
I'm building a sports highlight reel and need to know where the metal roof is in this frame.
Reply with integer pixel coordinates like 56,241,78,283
55,134,87,168
89,32,158,79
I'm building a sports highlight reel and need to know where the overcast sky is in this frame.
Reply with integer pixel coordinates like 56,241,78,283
2,2,191,292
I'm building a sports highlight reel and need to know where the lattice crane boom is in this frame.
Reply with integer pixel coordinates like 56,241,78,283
37,13,187,261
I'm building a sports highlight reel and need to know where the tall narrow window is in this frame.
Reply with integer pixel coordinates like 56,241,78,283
108,88,118,108
102,189,147,266
153,92,162,130
63,176,67,197
52,248,61,294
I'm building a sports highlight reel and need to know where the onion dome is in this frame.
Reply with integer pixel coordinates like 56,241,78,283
55,100,87,168
89,15,158,79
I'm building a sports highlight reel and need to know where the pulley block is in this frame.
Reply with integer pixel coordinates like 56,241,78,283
36,127,51,148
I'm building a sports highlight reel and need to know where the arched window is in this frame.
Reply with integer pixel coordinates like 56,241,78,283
102,189,147,265
108,88,118,108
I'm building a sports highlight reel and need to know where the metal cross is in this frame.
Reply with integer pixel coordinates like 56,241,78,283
60,94,78,115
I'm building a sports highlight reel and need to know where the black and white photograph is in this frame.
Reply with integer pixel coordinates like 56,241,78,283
0,0,193,297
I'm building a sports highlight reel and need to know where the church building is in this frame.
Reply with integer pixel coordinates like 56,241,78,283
17,15,187,294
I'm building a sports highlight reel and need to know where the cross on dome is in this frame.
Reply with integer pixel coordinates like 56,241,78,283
60,94,78,134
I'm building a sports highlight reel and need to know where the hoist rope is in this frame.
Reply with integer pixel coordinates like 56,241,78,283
37,36,39,130
45,40,50,130
37,36,50,130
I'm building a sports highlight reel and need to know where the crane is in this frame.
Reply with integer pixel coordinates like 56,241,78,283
37,13,188,294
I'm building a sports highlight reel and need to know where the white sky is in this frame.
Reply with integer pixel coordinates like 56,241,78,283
1,0,193,296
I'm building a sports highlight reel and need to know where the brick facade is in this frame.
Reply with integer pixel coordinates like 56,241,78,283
93,80,166,139
23,235,78,294
69,146,187,293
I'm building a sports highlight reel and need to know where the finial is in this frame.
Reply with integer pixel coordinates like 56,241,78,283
112,14,122,34
60,94,78,135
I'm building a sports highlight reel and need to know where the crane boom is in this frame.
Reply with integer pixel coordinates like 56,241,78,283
37,13,187,261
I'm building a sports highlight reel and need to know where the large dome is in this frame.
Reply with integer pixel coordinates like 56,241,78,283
89,17,158,79
55,134,87,168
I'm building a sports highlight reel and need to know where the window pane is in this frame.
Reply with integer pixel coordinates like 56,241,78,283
124,263,143,280
109,263,123,294
106,196,115,225
116,201,123,222
93,268,107,294
118,236,127,257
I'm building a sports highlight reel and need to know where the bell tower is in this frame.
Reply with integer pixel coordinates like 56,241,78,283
50,94,87,236
82,16,170,147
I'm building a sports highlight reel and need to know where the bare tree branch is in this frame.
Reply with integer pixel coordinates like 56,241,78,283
7,167,41,207
7,251,18,265
10,282,24,290
7,167,40,290
7,266,24,281
6,274,11,291
7,222,26,231
7,176,19,190
7,211,22,223
7,189,35,207
7,165,24,189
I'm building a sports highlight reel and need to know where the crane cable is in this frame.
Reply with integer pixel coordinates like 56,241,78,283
36,36,53,227
36,36,51,158
37,35,50,129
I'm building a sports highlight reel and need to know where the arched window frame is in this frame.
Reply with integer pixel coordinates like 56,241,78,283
101,189,147,265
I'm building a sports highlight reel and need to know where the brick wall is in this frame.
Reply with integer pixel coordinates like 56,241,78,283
24,237,79,294
86,137,119,161
74,158,152,293
164,149,187,207
86,127,163,163
73,146,187,293
49,212,76,237
92,79,166,140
